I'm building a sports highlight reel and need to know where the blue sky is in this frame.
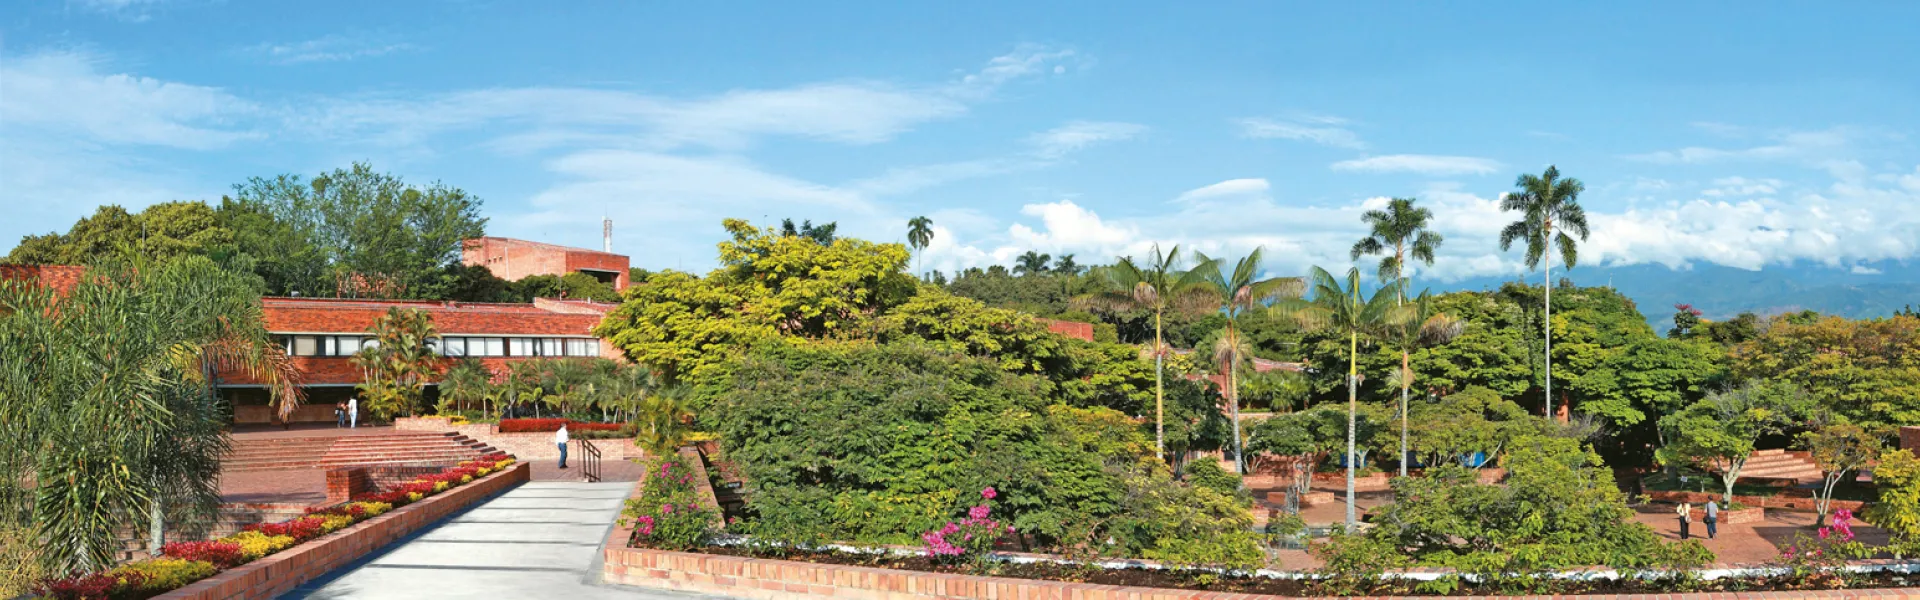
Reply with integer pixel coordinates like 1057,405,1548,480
5,1,1920,280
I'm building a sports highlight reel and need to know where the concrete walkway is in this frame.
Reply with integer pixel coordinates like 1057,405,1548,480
281,481,718,599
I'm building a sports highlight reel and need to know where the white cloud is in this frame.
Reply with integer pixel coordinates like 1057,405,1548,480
0,51,258,149
1701,176,1782,198
1175,178,1269,203
250,34,415,64
1331,154,1502,176
953,45,1079,96
1628,127,1858,164
1236,115,1365,149
1853,265,1883,275
70,0,168,20
1027,121,1146,159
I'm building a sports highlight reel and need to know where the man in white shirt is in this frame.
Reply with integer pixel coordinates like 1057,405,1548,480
555,423,570,469
347,397,359,428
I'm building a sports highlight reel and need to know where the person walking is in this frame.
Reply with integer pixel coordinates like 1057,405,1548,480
555,423,570,470
1703,500,1720,539
347,397,359,429
1676,502,1692,540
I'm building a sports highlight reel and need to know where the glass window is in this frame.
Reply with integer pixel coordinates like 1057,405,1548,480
509,338,533,356
541,338,561,357
293,336,318,357
323,336,337,356
566,339,596,357
483,338,505,357
336,336,361,355
444,337,465,357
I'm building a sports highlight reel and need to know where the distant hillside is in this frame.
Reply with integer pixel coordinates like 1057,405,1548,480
1437,260,1920,332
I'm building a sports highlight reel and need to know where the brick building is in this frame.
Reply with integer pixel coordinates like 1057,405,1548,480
0,264,85,295
215,296,623,424
461,237,631,291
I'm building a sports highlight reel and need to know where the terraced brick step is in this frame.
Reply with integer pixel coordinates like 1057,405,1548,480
223,432,504,473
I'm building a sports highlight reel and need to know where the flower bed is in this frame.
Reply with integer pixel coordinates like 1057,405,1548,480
497,418,623,433
31,455,518,600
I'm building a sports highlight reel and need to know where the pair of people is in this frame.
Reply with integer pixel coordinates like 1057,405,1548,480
1676,500,1720,540
334,398,359,428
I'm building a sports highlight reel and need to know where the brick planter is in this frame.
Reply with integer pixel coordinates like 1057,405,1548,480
1648,489,1864,514
1691,506,1765,525
394,416,649,460
1314,471,1389,492
156,462,529,600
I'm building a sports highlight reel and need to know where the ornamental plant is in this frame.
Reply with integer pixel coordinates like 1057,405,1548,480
220,531,295,562
920,487,1010,567
35,571,142,600
1775,508,1871,588
160,540,246,568
110,558,218,595
623,455,716,551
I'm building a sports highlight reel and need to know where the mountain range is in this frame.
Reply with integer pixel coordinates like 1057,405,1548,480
1436,260,1920,332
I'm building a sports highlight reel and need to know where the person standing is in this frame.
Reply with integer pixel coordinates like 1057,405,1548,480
555,423,570,470
335,401,346,428
1703,500,1720,539
1676,502,1692,540
347,397,359,429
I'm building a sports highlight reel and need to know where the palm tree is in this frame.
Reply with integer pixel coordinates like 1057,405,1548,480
438,358,493,416
906,216,934,279
0,257,302,572
1498,166,1589,421
1078,244,1214,455
1273,266,1405,528
1380,290,1464,476
1351,197,1442,291
1054,254,1082,277
1197,248,1304,475
1014,251,1052,276
633,385,693,455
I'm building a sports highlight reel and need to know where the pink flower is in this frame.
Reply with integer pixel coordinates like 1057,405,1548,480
980,487,997,500
662,503,675,514
969,505,991,519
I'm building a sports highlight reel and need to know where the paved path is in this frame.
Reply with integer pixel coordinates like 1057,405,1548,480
281,481,718,599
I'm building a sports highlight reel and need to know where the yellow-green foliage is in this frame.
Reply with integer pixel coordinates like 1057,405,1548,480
432,481,449,492
111,558,217,592
0,526,44,599
407,492,424,503
350,501,392,516
222,531,295,561
317,514,356,533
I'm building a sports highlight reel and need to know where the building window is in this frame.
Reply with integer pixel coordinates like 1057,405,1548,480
443,337,465,357
293,336,319,357
566,339,596,357
481,337,505,357
508,338,534,356
541,338,561,357
336,336,362,355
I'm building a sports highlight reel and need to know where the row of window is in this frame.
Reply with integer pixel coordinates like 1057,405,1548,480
278,335,599,358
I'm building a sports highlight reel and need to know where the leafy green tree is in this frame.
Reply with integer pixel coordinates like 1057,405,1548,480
906,216,934,279
7,201,235,266
1498,165,1590,420
1730,313,1920,427
1353,436,1711,583
229,162,487,299
1015,251,1052,276
1408,386,1544,469
445,264,513,302
352,307,440,420
779,218,837,245
1078,244,1213,456
1274,266,1404,527
1053,254,1082,277
1248,407,1345,512
632,386,692,455
1656,380,1812,504
1869,448,1920,558
1796,422,1882,525
1196,248,1303,474
1242,367,1310,412
0,257,301,573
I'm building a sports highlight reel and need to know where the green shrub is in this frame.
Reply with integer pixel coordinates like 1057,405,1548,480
0,525,43,599
624,455,716,551
221,531,294,561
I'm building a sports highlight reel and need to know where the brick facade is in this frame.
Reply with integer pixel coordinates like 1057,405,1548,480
324,466,447,504
1037,318,1095,341
462,237,631,291
0,264,86,295
158,462,529,600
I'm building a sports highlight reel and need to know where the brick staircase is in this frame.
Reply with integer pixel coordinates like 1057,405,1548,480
1730,448,1822,484
224,432,502,472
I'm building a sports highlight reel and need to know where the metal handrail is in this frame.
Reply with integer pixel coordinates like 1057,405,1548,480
577,438,602,483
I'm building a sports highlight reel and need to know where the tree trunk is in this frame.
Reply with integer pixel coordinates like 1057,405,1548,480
1346,331,1358,529
1229,346,1244,476
149,496,165,558
1399,351,1410,478
1154,309,1165,458
1543,218,1554,422
1723,456,1744,506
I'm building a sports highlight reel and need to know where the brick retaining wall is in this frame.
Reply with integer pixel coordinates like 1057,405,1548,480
1648,489,1868,513
394,416,648,459
156,461,529,600
324,466,447,504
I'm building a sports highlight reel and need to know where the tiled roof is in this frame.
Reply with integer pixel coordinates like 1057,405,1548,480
260,297,603,336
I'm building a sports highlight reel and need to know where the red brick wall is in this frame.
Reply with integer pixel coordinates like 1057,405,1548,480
325,466,448,504
1902,427,1920,455
462,237,631,290
1037,318,1095,341
158,462,529,600
0,264,86,295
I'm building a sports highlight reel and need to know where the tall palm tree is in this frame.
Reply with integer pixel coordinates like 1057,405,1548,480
1498,165,1589,421
1273,266,1405,528
1078,244,1214,455
1197,248,1304,475
1351,197,1443,287
1014,251,1052,276
906,217,934,279
1379,289,1464,476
